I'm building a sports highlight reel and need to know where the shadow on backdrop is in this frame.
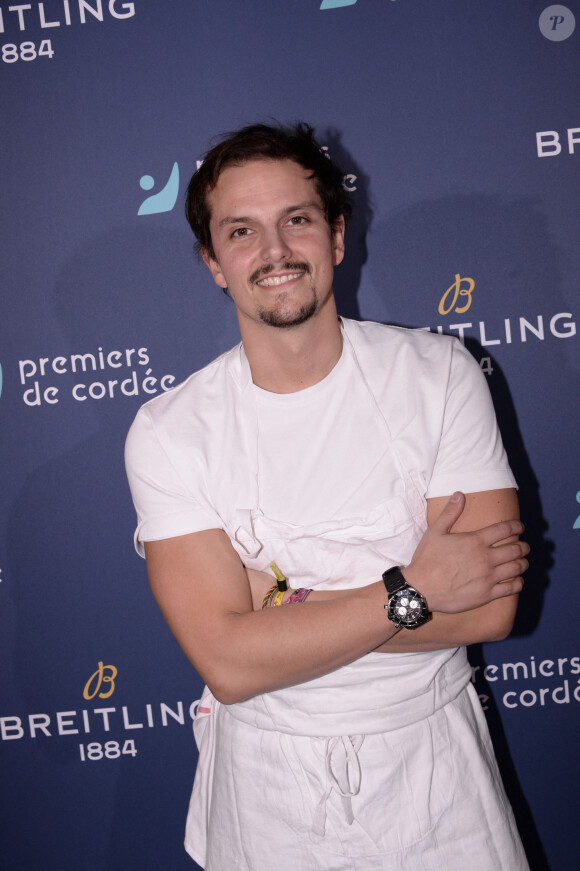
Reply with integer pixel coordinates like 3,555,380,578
362,192,576,871
322,127,371,321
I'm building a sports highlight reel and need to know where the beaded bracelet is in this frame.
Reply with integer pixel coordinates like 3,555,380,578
262,585,313,608
283,588,312,604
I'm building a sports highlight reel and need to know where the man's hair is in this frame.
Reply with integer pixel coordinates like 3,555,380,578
185,122,352,260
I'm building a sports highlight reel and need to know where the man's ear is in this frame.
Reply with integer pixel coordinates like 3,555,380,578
332,214,346,267
201,247,228,290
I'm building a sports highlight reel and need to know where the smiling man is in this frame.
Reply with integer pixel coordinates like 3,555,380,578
202,159,342,333
125,123,530,870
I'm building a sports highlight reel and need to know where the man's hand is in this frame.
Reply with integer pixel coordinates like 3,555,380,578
250,490,529,653
249,492,529,619
403,491,529,614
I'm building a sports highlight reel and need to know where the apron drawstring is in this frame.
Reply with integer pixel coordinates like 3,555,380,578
311,735,364,838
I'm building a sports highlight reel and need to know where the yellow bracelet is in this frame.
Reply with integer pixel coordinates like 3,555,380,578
271,589,285,607
262,585,286,608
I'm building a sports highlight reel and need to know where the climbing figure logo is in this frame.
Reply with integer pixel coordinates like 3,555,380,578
320,0,358,8
138,162,180,216
574,491,580,530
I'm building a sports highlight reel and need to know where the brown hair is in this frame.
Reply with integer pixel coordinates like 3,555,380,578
185,122,352,260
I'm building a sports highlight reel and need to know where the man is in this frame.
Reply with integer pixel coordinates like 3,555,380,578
125,123,530,870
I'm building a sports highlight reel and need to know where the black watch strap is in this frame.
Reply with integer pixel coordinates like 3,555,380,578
382,566,408,597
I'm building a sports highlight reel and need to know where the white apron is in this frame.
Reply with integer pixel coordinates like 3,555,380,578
185,324,528,870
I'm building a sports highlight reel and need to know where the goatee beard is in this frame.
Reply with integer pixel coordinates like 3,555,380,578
257,297,317,328
252,261,316,328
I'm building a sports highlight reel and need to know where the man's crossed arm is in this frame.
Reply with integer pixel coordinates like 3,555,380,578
144,489,528,704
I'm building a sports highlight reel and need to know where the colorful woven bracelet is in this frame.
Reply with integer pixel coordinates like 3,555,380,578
262,585,286,609
283,588,312,604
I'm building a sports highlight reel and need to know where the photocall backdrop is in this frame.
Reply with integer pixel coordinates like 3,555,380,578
1,2,578,869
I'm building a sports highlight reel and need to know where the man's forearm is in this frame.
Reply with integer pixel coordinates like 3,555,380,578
252,490,526,654
267,586,518,652
373,595,519,652
146,533,401,706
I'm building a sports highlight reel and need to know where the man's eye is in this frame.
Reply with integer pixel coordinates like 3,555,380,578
288,216,307,226
232,227,251,238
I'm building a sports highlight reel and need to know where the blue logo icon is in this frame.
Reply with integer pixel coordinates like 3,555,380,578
320,0,357,9
574,491,580,529
138,162,180,216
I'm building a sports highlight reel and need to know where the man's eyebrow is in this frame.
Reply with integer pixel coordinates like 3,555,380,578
217,201,324,229
217,215,252,228
280,201,324,216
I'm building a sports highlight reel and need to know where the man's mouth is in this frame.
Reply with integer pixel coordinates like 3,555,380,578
256,272,304,287
251,262,310,287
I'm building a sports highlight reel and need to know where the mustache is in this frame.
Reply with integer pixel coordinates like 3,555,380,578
249,262,310,285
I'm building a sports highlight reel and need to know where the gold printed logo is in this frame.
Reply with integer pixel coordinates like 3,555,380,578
438,274,475,316
83,662,118,700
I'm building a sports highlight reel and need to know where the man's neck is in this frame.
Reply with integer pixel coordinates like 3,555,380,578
239,298,343,394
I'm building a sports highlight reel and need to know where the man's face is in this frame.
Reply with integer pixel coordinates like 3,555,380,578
202,159,345,330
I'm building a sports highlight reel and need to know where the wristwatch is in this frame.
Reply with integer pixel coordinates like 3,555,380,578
382,566,431,630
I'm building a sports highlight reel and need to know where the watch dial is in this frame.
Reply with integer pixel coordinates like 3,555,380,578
389,588,427,627
398,594,419,621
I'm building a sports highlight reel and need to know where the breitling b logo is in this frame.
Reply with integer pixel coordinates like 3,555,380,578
83,662,118,700
438,274,475,316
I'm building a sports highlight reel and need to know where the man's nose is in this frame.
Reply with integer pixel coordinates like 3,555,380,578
260,226,292,263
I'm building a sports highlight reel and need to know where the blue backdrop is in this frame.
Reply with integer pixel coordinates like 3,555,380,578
1,2,578,869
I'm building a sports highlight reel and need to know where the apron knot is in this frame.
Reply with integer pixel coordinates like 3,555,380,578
233,508,264,558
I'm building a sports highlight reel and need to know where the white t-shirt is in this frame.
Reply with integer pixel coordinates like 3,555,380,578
126,319,515,578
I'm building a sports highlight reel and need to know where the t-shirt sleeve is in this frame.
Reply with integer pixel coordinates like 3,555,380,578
425,339,516,498
125,407,223,557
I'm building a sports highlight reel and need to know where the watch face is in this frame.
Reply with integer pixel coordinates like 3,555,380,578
387,587,430,629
